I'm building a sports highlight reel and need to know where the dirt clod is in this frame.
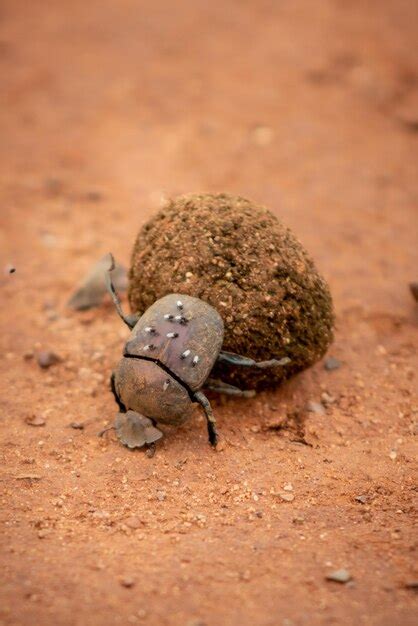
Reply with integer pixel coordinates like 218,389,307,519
25,414,46,427
129,193,334,390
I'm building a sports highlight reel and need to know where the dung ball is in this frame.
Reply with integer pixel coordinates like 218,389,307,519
128,193,334,390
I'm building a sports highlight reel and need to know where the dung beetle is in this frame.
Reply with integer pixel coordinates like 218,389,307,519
106,255,290,449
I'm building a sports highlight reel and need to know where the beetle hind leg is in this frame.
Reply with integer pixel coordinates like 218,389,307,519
217,351,290,369
205,378,256,398
194,390,218,447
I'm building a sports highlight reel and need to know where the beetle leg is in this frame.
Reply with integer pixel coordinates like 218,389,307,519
106,253,140,329
194,391,218,447
110,372,126,412
205,378,256,398
217,351,290,369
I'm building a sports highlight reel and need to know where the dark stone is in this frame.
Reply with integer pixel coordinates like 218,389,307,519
324,356,341,371
37,351,61,369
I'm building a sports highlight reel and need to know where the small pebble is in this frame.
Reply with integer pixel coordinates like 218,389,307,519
307,401,326,415
324,357,341,371
69,422,85,430
120,577,136,588
5,264,16,274
156,491,167,502
321,391,336,405
25,414,46,427
37,529,51,539
326,569,352,583
389,450,397,460
355,495,368,504
16,474,42,481
37,351,61,369
125,516,143,530
404,581,418,590
276,492,295,502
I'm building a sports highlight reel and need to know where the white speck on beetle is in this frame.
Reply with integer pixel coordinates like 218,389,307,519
176,300,183,310
164,313,174,320
166,332,178,338
163,380,169,391
180,350,191,359
192,355,199,366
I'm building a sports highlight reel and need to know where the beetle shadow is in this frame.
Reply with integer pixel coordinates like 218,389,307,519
203,370,316,447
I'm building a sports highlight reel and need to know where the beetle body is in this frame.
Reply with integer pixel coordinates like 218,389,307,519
113,293,224,427
106,254,290,449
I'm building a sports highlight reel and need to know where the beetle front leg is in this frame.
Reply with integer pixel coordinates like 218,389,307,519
217,351,290,369
205,378,256,398
106,253,140,329
194,390,218,447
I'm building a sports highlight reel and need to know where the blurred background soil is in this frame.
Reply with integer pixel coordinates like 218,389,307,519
0,1,417,625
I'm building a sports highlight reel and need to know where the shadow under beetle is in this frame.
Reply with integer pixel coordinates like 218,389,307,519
106,255,290,449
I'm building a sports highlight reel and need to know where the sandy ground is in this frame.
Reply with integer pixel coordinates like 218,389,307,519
0,1,417,625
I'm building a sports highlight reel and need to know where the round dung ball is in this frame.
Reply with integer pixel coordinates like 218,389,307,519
128,193,334,391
